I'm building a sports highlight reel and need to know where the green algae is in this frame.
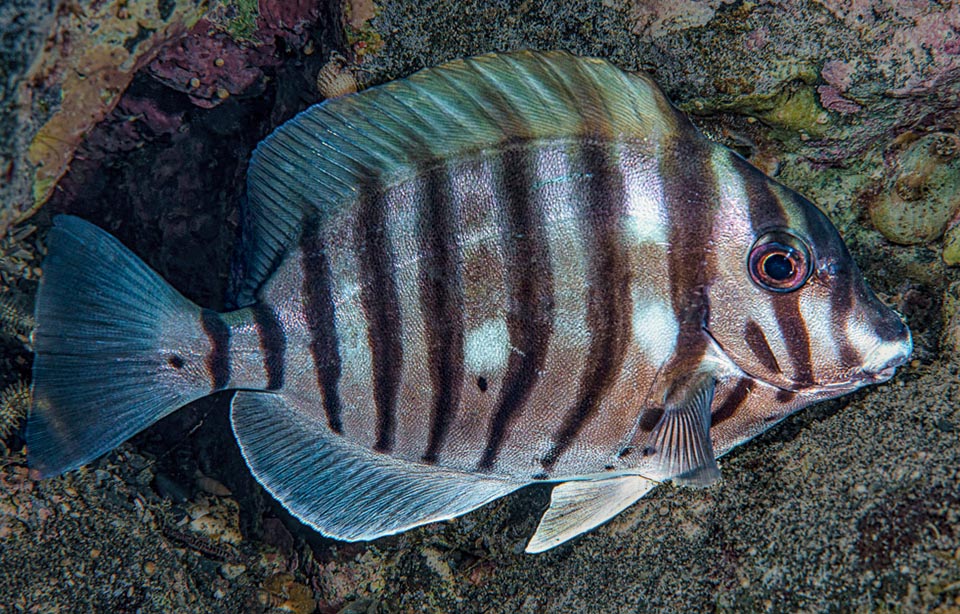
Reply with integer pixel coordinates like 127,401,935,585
219,0,260,43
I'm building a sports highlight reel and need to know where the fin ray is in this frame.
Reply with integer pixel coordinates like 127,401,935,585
526,476,658,553
647,377,721,487
233,50,682,305
230,392,523,541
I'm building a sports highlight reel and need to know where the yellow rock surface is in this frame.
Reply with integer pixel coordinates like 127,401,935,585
21,0,209,221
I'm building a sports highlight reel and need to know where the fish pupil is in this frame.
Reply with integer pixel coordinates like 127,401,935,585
763,253,794,281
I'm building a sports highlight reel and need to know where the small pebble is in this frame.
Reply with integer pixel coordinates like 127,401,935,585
214,57,224,67
220,562,247,580
136,467,154,486
189,77,200,88
216,88,230,100
143,561,157,576
196,475,232,496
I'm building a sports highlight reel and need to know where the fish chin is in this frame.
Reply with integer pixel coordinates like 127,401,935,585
793,363,901,398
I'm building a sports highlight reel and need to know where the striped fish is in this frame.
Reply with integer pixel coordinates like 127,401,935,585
28,51,912,553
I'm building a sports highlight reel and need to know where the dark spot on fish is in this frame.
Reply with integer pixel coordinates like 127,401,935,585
532,472,549,481
641,446,656,457
476,376,488,392
604,464,615,471
637,406,664,433
617,446,634,458
167,355,185,370
775,389,796,403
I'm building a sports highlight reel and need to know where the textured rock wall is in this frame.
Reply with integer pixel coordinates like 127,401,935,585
2,1,960,612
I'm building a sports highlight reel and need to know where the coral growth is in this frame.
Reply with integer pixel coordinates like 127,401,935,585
868,132,960,247
0,380,29,441
19,0,210,228
316,54,360,99
147,0,323,109
0,296,34,342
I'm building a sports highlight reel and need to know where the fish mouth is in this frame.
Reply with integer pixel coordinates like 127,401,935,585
703,326,907,397
808,363,901,396
861,364,899,383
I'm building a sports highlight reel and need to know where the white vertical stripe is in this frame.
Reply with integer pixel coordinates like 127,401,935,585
799,293,839,370
631,293,677,366
619,144,668,245
710,148,753,237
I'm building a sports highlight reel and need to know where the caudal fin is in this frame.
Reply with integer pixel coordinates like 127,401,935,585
28,216,210,477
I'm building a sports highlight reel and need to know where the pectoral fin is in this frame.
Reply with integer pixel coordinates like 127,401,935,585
526,476,659,553
646,376,720,487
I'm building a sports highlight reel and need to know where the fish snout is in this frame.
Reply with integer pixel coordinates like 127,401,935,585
860,317,912,382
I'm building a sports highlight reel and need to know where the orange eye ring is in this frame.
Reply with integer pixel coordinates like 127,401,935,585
748,231,812,292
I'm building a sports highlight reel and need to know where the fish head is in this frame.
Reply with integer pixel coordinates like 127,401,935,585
704,152,912,396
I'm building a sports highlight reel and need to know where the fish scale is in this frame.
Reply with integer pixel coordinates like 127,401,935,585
27,50,912,553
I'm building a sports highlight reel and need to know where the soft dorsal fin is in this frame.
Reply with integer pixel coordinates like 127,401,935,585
232,50,684,305
230,392,522,541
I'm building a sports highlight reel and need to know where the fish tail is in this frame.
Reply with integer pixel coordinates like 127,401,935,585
28,215,213,477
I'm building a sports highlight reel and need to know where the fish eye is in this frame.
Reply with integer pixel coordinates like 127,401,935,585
748,231,812,293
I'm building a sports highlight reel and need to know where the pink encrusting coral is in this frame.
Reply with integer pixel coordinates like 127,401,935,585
147,2,322,109
147,32,267,109
815,0,960,97
817,85,863,114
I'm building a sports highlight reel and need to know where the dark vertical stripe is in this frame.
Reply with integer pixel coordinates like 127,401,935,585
772,296,814,386
542,144,632,469
300,217,344,434
200,309,230,390
830,279,861,368
251,303,286,390
419,167,465,464
355,181,404,453
632,133,722,467
710,378,753,427
744,319,781,375
817,211,861,369
736,155,814,387
661,135,720,379
478,148,555,471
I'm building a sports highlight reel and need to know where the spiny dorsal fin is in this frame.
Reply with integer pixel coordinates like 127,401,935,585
233,50,686,305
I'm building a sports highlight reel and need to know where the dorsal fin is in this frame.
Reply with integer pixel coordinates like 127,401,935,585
232,50,685,305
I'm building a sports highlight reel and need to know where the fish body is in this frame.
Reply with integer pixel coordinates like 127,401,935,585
27,51,912,552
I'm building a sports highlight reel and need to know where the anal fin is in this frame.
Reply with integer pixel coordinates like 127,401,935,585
526,476,658,553
230,392,522,541
645,376,720,487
